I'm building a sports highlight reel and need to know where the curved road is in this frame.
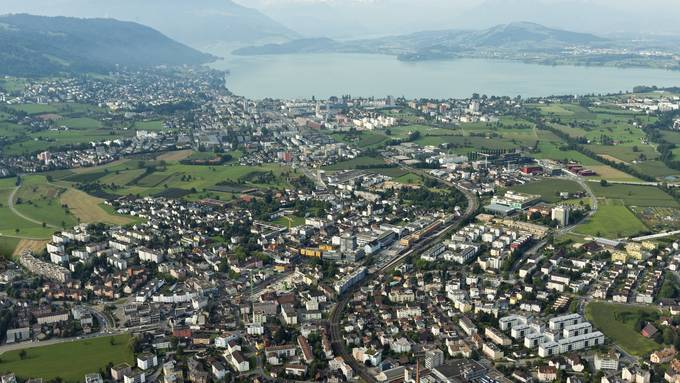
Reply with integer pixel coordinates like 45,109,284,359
8,185,60,229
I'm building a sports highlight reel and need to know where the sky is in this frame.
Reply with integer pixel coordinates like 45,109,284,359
235,0,680,39
2,0,680,45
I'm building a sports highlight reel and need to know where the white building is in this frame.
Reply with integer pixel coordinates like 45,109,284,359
551,206,570,227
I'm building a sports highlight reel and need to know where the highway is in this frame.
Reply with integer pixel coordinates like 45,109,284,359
328,166,479,383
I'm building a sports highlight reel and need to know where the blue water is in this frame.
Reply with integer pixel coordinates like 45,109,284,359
210,53,680,100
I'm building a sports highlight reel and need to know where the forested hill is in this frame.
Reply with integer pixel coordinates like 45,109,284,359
0,14,216,76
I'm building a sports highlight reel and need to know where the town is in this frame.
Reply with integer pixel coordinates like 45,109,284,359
2,67,680,383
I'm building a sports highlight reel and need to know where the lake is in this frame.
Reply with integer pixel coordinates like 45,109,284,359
210,53,680,100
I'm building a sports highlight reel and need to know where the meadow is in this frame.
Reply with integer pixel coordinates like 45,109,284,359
586,302,662,357
0,334,134,382
575,201,648,238
509,179,584,203
0,103,160,156
47,157,297,200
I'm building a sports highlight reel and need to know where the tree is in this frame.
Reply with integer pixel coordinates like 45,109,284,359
663,328,675,345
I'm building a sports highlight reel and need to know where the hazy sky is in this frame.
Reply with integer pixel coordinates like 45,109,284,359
236,0,680,38
3,0,680,45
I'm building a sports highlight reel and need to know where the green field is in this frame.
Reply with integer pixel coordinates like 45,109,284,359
0,77,26,93
532,102,668,180
394,173,422,184
0,187,54,238
0,237,20,259
272,215,305,227
323,156,386,170
588,183,679,207
13,176,78,229
48,159,295,199
509,179,585,203
631,160,680,179
586,302,662,357
0,334,134,381
332,131,388,148
575,201,648,238
0,103,141,155
133,120,165,131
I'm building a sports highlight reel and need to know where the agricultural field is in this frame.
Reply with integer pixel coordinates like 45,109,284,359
0,77,26,93
533,102,672,179
48,158,296,200
13,176,78,229
0,102,146,156
323,156,387,170
0,187,55,238
0,334,134,381
630,160,680,179
331,131,389,148
586,302,662,357
532,141,602,166
575,201,648,238
133,119,165,131
588,183,679,208
11,239,49,258
156,149,193,162
509,179,584,203
585,165,641,182
60,188,132,225
630,206,680,232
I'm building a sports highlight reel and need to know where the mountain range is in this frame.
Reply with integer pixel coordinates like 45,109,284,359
0,14,215,76
0,0,299,48
234,22,608,59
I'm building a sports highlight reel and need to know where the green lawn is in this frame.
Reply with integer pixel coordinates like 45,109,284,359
509,179,584,203
575,202,648,238
586,302,662,357
0,334,134,382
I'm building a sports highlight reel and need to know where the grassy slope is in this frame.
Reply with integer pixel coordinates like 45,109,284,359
586,302,661,357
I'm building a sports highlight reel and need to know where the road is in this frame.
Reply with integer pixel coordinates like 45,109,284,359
328,166,479,383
